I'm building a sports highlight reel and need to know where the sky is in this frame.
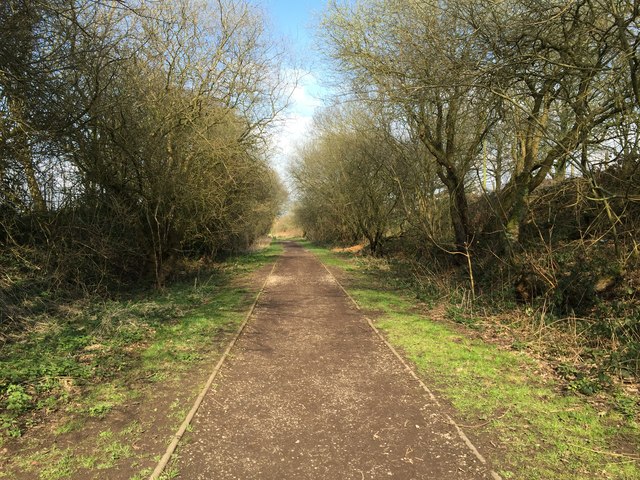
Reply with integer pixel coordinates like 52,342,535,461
256,0,331,184
260,0,325,52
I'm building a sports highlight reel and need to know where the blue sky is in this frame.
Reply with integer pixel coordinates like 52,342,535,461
255,0,331,182
260,0,326,53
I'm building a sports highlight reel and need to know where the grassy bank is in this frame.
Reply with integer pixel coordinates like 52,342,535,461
302,240,640,480
0,241,281,479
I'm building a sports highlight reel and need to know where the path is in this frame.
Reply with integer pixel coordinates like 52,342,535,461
174,242,498,479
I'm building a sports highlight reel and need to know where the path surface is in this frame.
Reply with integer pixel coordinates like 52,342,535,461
175,242,496,479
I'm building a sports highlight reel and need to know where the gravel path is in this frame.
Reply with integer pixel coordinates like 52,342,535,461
174,241,498,479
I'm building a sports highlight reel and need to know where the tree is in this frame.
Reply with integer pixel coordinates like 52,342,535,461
291,103,403,254
321,0,496,252
0,0,288,289
463,0,629,247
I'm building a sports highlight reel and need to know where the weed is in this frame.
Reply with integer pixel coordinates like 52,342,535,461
158,464,180,479
78,455,97,468
100,440,133,467
175,352,202,363
169,399,188,422
445,305,479,328
39,450,74,480
567,377,602,396
148,371,168,383
307,241,640,480
0,413,21,438
53,418,84,435
130,468,153,480
122,420,143,436
5,384,33,413
613,392,639,420
88,402,113,417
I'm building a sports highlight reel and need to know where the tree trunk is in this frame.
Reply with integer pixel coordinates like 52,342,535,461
494,141,503,194
439,166,472,252
504,172,529,246
16,131,47,212
8,96,47,212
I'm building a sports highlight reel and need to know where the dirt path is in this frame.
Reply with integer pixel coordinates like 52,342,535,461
174,242,498,479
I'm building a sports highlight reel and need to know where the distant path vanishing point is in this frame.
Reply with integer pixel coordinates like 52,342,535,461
173,241,499,479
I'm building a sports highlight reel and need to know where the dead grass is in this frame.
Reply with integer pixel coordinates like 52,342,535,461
270,214,303,239
331,243,365,254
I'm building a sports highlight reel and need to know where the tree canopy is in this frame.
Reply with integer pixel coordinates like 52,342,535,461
0,0,287,290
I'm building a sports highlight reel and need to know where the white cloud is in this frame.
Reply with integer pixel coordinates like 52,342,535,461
289,73,323,117
269,69,326,184
279,113,314,157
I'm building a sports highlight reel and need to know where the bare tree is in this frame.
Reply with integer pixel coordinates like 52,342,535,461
0,0,288,290
464,0,629,248
291,103,404,253
321,0,496,252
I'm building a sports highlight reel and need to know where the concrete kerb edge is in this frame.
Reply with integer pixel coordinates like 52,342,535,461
313,248,503,480
149,258,280,480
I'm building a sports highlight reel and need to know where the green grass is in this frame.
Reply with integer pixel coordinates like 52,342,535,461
53,418,84,435
130,468,153,480
39,450,74,480
0,241,281,477
297,240,354,270
305,241,640,480
12,428,137,479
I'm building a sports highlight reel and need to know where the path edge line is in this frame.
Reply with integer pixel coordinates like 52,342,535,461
149,257,279,480
312,247,502,480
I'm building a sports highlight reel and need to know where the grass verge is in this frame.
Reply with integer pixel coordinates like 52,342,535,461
304,240,640,480
0,241,281,479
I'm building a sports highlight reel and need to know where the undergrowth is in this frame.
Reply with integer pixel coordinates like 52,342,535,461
0,241,281,478
306,241,640,480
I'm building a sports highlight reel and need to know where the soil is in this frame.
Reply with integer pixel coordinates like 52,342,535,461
173,242,498,479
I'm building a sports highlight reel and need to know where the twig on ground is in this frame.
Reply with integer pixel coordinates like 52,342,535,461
458,407,511,428
567,443,640,462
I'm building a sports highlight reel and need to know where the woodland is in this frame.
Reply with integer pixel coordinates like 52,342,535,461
1,0,290,452
1,0,639,464
292,0,640,382
1,0,286,300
